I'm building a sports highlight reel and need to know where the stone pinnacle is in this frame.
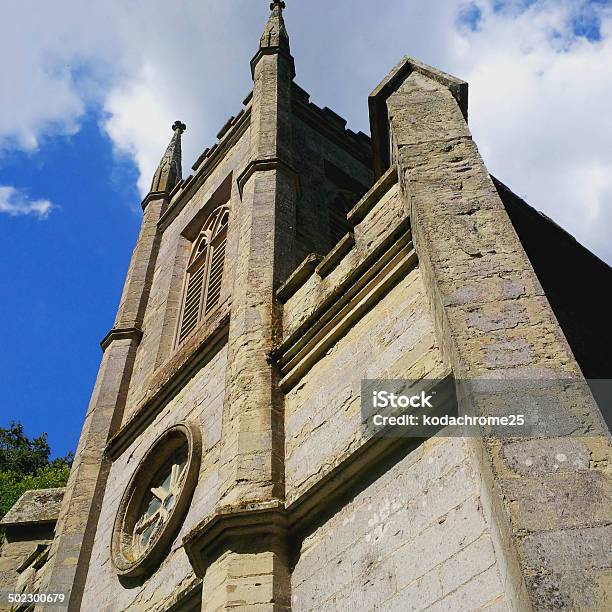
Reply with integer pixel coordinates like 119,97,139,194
150,121,185,193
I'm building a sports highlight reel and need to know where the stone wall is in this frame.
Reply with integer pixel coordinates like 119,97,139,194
124,127,251,419
291,107,372,261
282,180,404,336
278,141,516,611
81,344,227,611
0,489,64,611
292,438,510,612
0,525,56,611
40,20,611,607
378,57,611,611
285,266,444,500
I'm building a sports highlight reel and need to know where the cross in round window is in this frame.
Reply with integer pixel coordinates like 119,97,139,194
111,423,201,577
132,449,188,557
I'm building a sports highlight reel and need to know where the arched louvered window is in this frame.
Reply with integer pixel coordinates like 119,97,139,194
177,207,229,345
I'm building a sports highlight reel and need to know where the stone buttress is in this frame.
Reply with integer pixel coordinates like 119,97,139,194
37,123,186,610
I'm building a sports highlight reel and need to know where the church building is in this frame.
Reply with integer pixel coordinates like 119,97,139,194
2,2,610,610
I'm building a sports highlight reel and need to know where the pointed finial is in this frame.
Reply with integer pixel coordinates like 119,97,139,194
260,0,290,51
150,121,185,193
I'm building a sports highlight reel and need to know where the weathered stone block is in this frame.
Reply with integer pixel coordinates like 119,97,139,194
501,471,611,532
502,438,591,476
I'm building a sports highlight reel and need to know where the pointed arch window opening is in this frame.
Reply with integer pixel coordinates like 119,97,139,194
177,207,229,345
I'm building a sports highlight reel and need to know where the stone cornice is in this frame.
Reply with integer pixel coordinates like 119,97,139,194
346,164,398,225
315,232,355,278
271,218,413,375
286,431,418,533
276,253,323,303
184,499,288,577
274,169,400,305
285,377,454,528
236,157,300,198
100,327,143,352
182,376,451,578
105,308,230,460
277,233,416,392
163,580,202,612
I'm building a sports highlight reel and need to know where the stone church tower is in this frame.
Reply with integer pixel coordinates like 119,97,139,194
2,2,610,610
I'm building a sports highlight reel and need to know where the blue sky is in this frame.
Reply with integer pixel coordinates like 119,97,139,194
1,0,611,459
0,116,139,457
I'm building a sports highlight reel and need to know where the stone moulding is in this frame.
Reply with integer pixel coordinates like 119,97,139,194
272,220,414,391
141,191,169,212
182,377,449,580
277,216,411,351
346,164,398,226
105,310,230,460
250,45,295,79
163,579,203,612
236,157,301,198
168,177,187,201
216,115,236,141
16,543,49,574
274,166,400,304
192,110,246,173
183,500,288,578
191,148,210,173
368,56,468,178
279,242,416,392
315,232,355,278
0,487,65,529
276,253,324,303
111,422,202,578
283,381,449,526
100,326,144,352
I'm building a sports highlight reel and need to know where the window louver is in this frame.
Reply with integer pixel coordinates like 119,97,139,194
177,207,229,345
178,262,205,344
205,235,226,315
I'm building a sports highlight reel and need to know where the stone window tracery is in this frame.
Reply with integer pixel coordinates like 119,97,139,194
132,448,187,557
111,423,201,577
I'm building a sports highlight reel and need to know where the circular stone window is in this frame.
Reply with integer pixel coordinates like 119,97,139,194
111,422,201,577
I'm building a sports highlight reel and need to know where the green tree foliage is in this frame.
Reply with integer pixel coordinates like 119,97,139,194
0,422,73,527
0,422,51,475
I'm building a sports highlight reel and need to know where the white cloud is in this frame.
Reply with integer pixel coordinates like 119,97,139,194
452,0,612,263
0,186,55,219
0,0,610,263
104,65,176,196
0,2,114,152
